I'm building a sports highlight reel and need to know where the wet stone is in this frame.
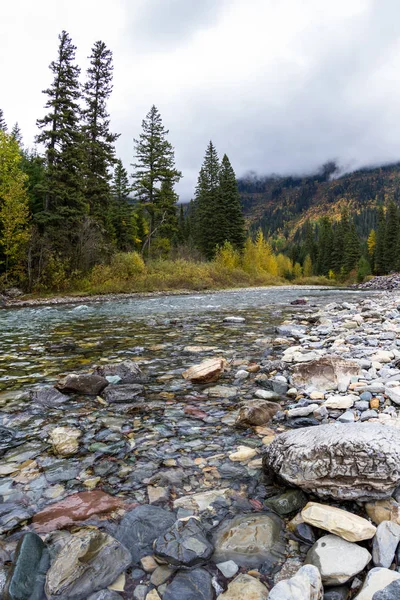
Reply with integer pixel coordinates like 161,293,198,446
56,373,109,395
163,568,213,600
102,384,145,403
94,360,145,384
29,387,70,408
43,459,80,483
4,532,48,600
154,517,214,568
265,489,308,516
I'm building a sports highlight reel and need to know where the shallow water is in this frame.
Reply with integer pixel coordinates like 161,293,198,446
0,286,373,394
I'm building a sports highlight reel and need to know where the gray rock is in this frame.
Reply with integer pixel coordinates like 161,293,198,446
154,517,214,568
372,580,400,599
216,560,239,578
336,410,355,423
4,532,49,600
94,360,146,383
163,568,213,600
355,401,370,411
305,534,371,585
30,387,70,408
276,325,307,338
55,373,108,395
265,489,308,516
372,521,400,568
87,592,122,600
360,409,378,421
269,564,322,600
45,529,131,600
102,384,145,403
323,586,349,600
263,423,400,500
114,505,176,565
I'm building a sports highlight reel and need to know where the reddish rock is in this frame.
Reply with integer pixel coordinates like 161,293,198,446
184,405,208,419
32,491,123,533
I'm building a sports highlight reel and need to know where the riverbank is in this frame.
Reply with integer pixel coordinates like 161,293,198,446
2,289,400,598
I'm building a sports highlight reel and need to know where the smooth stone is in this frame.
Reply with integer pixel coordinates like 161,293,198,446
212,512,285,568
301,502,376,542
372,580,400,599
4,532,48,600
218,573,269,599
287,404,319,418
337,410,355,423
94,360,145,383
269,564,322,600
153,517,214,568
372,521,400,568
29,387,70,408
32,491,123,533
235,399,280,427
365,499,400,525
207,385,237,398
305,534,371,585
285,417,320,428
216,560,239,578
354,567,400,599
87,592,123,600
49,426,81,456
173,489,231,512
223,316,245,323
102,384,145,403
384,385,400,405
263,423,400,500
360,410,379,421
254,389,281,400
114,505,176,565
229,446,257,461
45,530,131,599
291,355,361,391
163,568,213,600
182,358,226,383
55,373,108,395
324,395,356,409
265,490,308,516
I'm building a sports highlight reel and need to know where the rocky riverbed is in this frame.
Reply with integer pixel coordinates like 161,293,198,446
3,289,400,598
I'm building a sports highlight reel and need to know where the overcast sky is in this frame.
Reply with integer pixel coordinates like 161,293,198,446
2,0,400,199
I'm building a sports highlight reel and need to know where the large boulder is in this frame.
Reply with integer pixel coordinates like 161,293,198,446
263,423,400,500
291,355,361,391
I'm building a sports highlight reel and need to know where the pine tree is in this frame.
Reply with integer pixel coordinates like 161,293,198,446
110,159,135,251
304,220,317,264
375,206,386,274
194,141,221,259
332,208,351,274
343,220,361,274
218,154,246,250
82,40,119,222
384,201,399,272
36,30,85,236
0,109,7,132
131,105,181,254
11,123,23,146
316,216,333,275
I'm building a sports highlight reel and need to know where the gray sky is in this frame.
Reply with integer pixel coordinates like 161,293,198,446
2,0,400,200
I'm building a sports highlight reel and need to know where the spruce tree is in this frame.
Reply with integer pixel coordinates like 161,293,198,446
82,40,119,222
0,109,7,132
194,141,221,259
36,31,85,235
332,209,351,274
375,206,386,274
110,159,135,250
343,220,361,274
11,123,23,146
384,201,399,272
131,105,181,254
316,216,333,275
218,154,246,250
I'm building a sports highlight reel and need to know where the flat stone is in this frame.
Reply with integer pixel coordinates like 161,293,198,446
102,384,145,403
32,491,123,533
254,389,281,400
323,395,356,409
212,512,285,568
235,399,280,427
150,565,175,586
301,502,376,542
87,592,123,600
268,564,322,600
229,446,257,462
114,505,176,565
163,568,213,600
182,358,226,383
291,355,361,391
263,423,400,500
30,387,70,408
372,580,400,599
45,530,131,599
49,426,81,456
173,489,231,512
154,517,214,568
305,534,371,585
56,373,109,395
287,404,319,418
218,573,269,599
372,521,400,568
354,567,400,599
4,532,49,600
223,316,245,323
207,385,237,398
216,560,239,578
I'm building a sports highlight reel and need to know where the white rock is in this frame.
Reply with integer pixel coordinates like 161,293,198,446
269,564,323,600
229,446,257,462
182,357,226,383
216,560,239,578
354,567,400,599
385,384,400,405
173,488,231,512
287,404,319,418
305,534,371,585
323,395,357,409
217,574,269,599
254,389,281,400
301,502,376,542
223,316,245,323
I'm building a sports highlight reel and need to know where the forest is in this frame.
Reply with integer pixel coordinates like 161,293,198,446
0,30,399,296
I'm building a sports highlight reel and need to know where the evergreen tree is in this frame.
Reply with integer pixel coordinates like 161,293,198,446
193,141,221,259
316,216,333,275
0,109,7,132
82,40,119,222
304,220,317,265
131,105,181,254
11,123,23,146
332,208,351,274
384,201,399,272
218,154,246,250
375,206,386,274
343,220,361,274
367,229,376,272
110,159,135,251
36,30,85,239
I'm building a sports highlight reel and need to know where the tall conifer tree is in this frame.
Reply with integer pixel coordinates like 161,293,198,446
110,159,135,250
384,201,399,272
0,109,7,132
82,40,119,223
375,206,386,274
36,30,85,231
131,105,181,254
194,141,221,259
218,154,246,250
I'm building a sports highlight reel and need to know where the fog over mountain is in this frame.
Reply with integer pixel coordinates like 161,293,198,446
2,0,400,200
